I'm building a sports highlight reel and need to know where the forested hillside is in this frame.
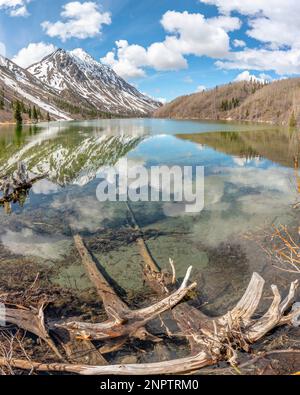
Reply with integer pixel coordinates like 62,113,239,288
155,79,300,126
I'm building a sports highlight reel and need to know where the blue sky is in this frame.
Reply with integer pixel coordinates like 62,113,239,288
0,0,299,102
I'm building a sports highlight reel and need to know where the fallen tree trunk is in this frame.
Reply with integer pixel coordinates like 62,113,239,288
1,273,299,375
73,235,129,319
0,351,213,375
57,238,196,340
125,203,300,358
126,203,217,353
1,225,299,375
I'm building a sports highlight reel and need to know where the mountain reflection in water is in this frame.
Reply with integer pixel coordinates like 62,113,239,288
0,120,299,309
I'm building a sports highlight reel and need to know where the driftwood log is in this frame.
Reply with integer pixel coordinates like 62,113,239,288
0,229,299,375
0,270,299,374
127,204,300,356
56,235,197,341
0,162,46,207
1,163,299,374
3,304,63,360
0,234,196,369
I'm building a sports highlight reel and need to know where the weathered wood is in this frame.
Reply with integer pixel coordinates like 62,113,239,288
74,235,129,319
62,338,107,365
245,280,299,342
3,305,63,360
1,273,299,375
126,202,161,274
0,161,47,205
53,328,107,365
0,351,213,375
3,304,107,366
218,272,265,326
57,264,197,340
68,235,196,341
126,203,211,353
99,338,127,354
135,225,300,356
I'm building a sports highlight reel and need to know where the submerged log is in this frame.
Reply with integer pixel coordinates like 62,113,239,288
126,203,214,353
125,203,300,357
57,236,197,341
1,225,299,375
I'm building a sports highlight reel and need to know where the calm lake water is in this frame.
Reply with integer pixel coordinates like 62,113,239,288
0,119,299,313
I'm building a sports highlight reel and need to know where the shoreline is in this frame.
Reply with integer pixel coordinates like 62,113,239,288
0,121,40,126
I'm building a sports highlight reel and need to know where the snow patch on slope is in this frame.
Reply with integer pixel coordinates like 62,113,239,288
28,49,161,115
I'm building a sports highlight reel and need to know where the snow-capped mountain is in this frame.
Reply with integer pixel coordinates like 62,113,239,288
0,123,145,186
0,54,72,121
28,48,161,116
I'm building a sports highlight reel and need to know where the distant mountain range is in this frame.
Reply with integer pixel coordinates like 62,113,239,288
155,79,300,127
0,48,161,123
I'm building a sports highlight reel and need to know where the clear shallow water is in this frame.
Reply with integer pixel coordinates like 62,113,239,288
0,119,299,312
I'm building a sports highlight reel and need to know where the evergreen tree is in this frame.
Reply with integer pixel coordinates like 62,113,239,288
32,105,38,123
20,101,25,113
0,90,4,110
47,112,51,122
14,100,23,125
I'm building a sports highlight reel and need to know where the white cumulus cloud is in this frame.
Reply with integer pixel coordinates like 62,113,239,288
201,0,300,75
101,10,241,79
233,39,246,48
160,11,240,58
234,70,272,83
42,1,111,42
0,0,30,17
12,42,57,68
216,48,300,75
201,0,300,49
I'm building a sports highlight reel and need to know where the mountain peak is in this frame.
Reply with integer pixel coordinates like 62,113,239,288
54,48,67,55
68,48,94,64
27,47,160,115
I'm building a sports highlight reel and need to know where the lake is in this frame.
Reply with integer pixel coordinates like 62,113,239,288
0,118,299,316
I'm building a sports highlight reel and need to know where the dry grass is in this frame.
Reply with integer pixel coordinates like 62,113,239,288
155,78,300,126
263,225,300,274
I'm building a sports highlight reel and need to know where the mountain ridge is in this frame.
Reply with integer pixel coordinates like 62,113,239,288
28,48,160,117
154,78,300,127
0,49,160,123
0,54,72,122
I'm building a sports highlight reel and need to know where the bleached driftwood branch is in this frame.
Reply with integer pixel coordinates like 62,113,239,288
0,272,299,375
56,236,197,341
0,161,46,203
1,231,299,375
